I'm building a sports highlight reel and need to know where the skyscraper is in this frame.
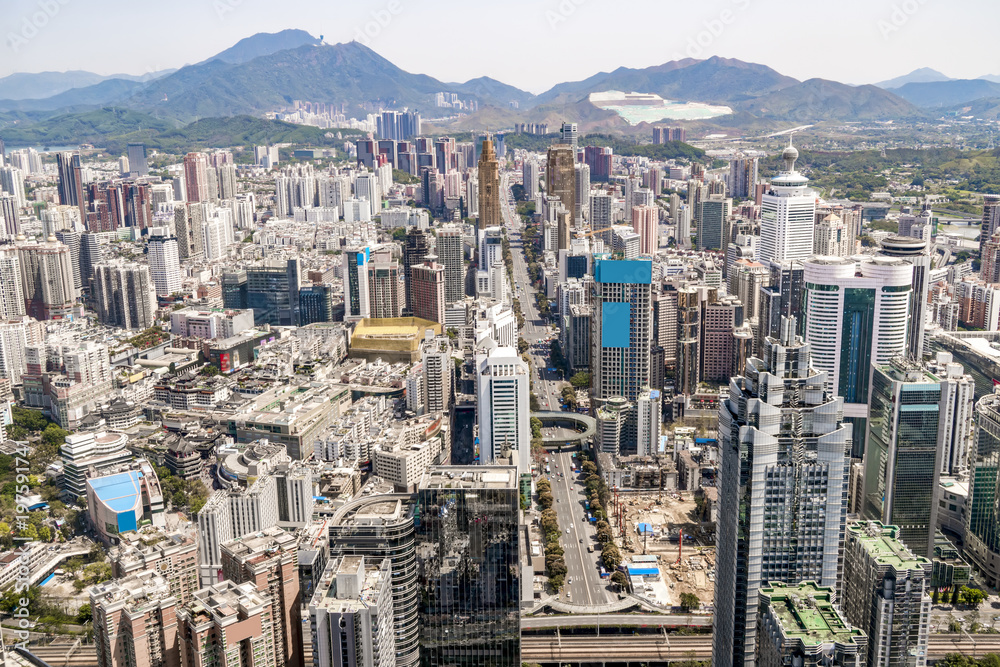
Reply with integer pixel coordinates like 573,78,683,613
880,235,931,360
411,255,446,325
696,194,732,251
982,194,1000,239
56,152,85,218
966,390,1000,588
147,232,182,297
758,142,816,266
522,159,540,199
477,135,501,232
178,580,275,667
368,252,404,319
631,205,657,255
415,466,521,667
574,162,590,224
183,152,210,203
437,225,465,304
841,521,931,667
546,144,576,224
91,572,180,667
343,247,371,322
403,228,431,315
560,121,578,151
93,261,158,330
0,247,24,321
0,193,19,238
863,359,942,558
17,236,79,320
728,154,759,200
713,317,852,667
591,258,653,451
590,192,612,246
477,347,530,478
802,255,912,457
127,143,149,178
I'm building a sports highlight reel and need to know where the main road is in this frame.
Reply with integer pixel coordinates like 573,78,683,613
502,170,610,608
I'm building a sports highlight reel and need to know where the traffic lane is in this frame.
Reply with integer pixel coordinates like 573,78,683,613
557,450,605,605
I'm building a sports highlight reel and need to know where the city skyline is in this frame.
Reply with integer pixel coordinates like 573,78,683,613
3,0,999,93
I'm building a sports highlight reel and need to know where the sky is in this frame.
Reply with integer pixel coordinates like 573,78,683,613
3,0,999,93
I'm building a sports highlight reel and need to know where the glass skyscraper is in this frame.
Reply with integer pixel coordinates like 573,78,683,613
863,359,942,558
415,466,520,667
966,391,1000,588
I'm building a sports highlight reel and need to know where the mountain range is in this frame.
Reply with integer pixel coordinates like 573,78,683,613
6,31,1000,139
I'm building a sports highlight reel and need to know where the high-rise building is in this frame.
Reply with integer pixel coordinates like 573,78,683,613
93,261,157,330
727,155,758,200
701,294,743,384
309,556,395,667
713,317,852,667
17,236,79,320
546,144,576,223
109,530,199,605
415,466,521,667
966,390,1000,588
589,192,612,246
147,232,182,297
635,387,661,457
183,152,210,203
368,252,404,319
329,496,419,667
0,193,19,238
522,159,540,199
0,247,24,321
403,228,431,315
411,255,446,325
697,194,732,251
343,248,371,322
591,259,653,451
477,135,501,232
0,167,25,209
221,527,302,667
127,143,149,178
91,571,180,667
437,225,465,304
982,194,1000,239
758,142,816,266
56,152,85,218
225,258,301,326
842,521,931,667
813,213,853,257
802,255,912,457
631,205,657,255
880,235,931,360
756,582,866,667
53,229,82,291
178,580,275,667
560,121,578,151
928,351,975,475
477,347,530,478
574,163,590,224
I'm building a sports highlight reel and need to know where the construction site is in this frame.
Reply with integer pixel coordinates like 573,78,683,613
607,487,716,610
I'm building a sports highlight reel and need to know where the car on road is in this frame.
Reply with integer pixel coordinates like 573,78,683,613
566,528,571,534
579,538,583,544
568,577,573,585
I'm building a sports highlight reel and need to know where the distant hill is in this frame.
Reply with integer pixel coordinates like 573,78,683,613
0,108,176,148
0,78,148,112
202,29,321,65
939,97,1000,120
874,67,952,89
890,79,1000,108
0,70,171,101
739,79,922,121
532,56,798,107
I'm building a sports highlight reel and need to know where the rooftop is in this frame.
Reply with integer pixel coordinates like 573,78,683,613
848,521,931,570
420,465,517,490
760,582,864,647
88,470,143,512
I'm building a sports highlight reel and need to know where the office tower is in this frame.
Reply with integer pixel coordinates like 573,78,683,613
730,260,769,323
522,159,539,199
813,213,852,257
126,143,149,178
343,248,371,321
631,205,657,255
842,521,930,667
18,237,79,320
758,142,816,266
0,248,24,321
329,497,419,667
574,163,590,223
225,258,301,327
728,155,758,199
863,359,943,557
147,232,182,296
53,229,81,291
759,260,805,346
881,235,931,360
0,166,25,208
713,317,852,667
421,336,453,414
415,466,520,667
411,255,446,325
596,396,629,456
966,391,1000,588
592,259,653,450
756,582,866,667
56,152,85,217
697,194,732,251
653,286,678,369
174,203,205,261
675,286,701,397
802,255,912,457
982,194,1000,238
477,347,530,477
178,580,275,667
584,145,613,182
93,262,158,330
310,556,395,667
91,572,180,667
221,528,302,667
402,228,431,315
556,209,571,253
477,136,501,232
635,387,661,457
183,152,210,203
926,352,975,475
437,225,465,304
675,203,692,248
420,167,442,211
368,253,404,319
560,121,578,151
546,144,576,220
590,192,612,245
0,193,18,237
298,284,335,324
701,294,743,384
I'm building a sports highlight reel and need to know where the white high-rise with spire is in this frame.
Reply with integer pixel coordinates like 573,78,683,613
758,140,816,266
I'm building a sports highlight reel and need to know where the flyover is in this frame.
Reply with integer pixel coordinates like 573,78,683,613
532,411,596,446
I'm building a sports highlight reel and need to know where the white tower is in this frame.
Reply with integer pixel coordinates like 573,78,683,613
758,140,816,266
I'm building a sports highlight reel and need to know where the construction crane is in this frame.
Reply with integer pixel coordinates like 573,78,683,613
675,529,684,565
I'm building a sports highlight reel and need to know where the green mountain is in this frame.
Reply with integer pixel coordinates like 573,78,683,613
0,78,148,112
739,79,922,121
889,79,1000,108
202,29,321,65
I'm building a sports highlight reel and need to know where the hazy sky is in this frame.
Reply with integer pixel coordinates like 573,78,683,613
3,0,998,92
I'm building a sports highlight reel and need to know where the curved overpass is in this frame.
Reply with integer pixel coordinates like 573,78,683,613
532,411,596,445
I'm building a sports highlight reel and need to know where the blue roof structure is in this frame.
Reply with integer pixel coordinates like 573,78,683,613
637,522,654,535
594,259,652,285
88,471,143,512
625,566,659,577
